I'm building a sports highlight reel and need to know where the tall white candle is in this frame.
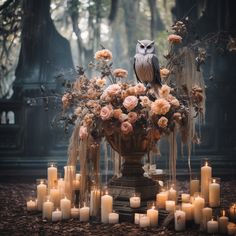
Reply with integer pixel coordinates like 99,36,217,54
71,206,80,218
90,188,101,217
193,195,205,224
26,199,37,211
52,208,62,222
58,178,65,199
139,215,150,227
182,203,193,221
228,222,236,235
37,180,47,211
60,196,71,220
219,210,228,234
80,205,90,222
165,200,176,212
201,161,212,202
147,206,158,227
175,210,186,231
168,187,177,202
209,178,220,207
190,179,199,196
48,163,57,190
202,207,212,231
101,192,113,223
43,199,54,221
108,212,119,224
50,187,60,209
207,219,218,234
156,191,168,209
64,165,76,201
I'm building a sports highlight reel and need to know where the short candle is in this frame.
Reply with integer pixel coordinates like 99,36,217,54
207,218,218,234
26,199,37,211
129,193,141,208
219,210,229,234
139,215,150,227
52,208,62,222
147,206,158,227
108,212,119,224
156,191,168,209
165,200,176,212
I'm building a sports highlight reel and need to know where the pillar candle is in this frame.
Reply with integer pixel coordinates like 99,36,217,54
64,165,76,201
37,180,47,211
165,200,176,212
201,161,212,202
134,213,145,224
182,203,193,221
108,212,119,224
52,208,62,222
175,210,186,231
219,210,229,234
193,195,205,224
101,192,113,223
229,204,236,222
202,207,212,231
181,193,190,203
48,163,57,190
58,178,65,199
50,188,60,209
147,206,158,227
26,199,37,211
228,222,236,235
207,219,218,234
60,196,71,220
80,205,90,222
71,206,80,218
90,188,101,217
73,173,81,190
209,178,220,207
168,187,177,202
130,195,141,208
190,179,199,196
156,191,168,209
43,199,54,221
139,215,150,227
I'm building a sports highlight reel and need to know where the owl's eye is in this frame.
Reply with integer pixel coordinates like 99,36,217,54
147,45,151,49
140,45,145,49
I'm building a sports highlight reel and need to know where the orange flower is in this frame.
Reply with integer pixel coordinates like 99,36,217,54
113,68,128,78
159,84,171,98
94,49,112,60
160,68,170,79
158,116,168,128
113,109,122,119
134,83,146,95
168,34,182,44
151,98,170,115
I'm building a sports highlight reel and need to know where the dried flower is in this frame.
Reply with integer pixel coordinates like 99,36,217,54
140,96,151,108
151,98,170,115
104,84,121,96
62,93,71,108
170,98,180,107
158,116,168,128
159,84,171,98
128,112,138,124
100,106,113,120
123,96,138,111
79,126,88,140
95,77,106,87
134,83,146,95
126,86,136,95
121,121,133,135
113,68,128,78
168,34,182,44
160,68,170,79
94,49,112,60
74,107,82,116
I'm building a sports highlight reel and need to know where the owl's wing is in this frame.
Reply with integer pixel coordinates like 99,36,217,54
133,57,142,83
152,55,162,87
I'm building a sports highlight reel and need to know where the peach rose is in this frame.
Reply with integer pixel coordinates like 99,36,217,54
123,96,138,111
134,83,146,95
119,113,128,122
168,34,182,44
100,91,111,102
100,106,113,120
121,121,133,135
151,98,170,115
159,84,171,98
170,98,180,107
128,112,138,124
94,49,112,60
160,68,170,79
79,126,88,140
104,84,121,96
113,109,123,119
113,68,128,78
158,116,168,128
140,96,151,108
127,86,136,95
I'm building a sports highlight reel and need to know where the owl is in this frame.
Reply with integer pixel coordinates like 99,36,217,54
134,40,162,91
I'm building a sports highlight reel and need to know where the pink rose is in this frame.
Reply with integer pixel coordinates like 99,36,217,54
100,106,113,120
79,126,88,140
121,121,133,135
123,96,138,111
140,96,151,108
128,112,138,124
134,83,146,95
151,98,170,115
119,113,128,122
158,116,168,128
104,84,121,96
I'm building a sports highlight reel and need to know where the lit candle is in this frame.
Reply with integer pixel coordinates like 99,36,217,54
60,196,71,220
209,178,220,207
90,188,101,217
156,191,168,209
207,218,218,234
134,213,145,224
139,215,150,227
190,178,199,196
168,186,177,202
147,206,158,227
165,200,176,212
43,199,54,221
71,206,80,218
229,204,236,222
108,212,119,224
175,210,186,231
101,191,113,223
228,222,236,235
73,173,81,190
219,210,229,234
26,199,37,211
130,193,141,208
50,187,60,208
201,160,212,202
182,203,193,221
193,195,205,224
37,179,47,211
80,204,90,222
181,193,190,203
48,163,57,190
52,208,62,222
202,207,212,231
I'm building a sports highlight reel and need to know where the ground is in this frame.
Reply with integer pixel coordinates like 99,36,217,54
0,180,235,236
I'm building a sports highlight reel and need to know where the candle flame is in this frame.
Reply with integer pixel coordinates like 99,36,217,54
213,179,216,183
